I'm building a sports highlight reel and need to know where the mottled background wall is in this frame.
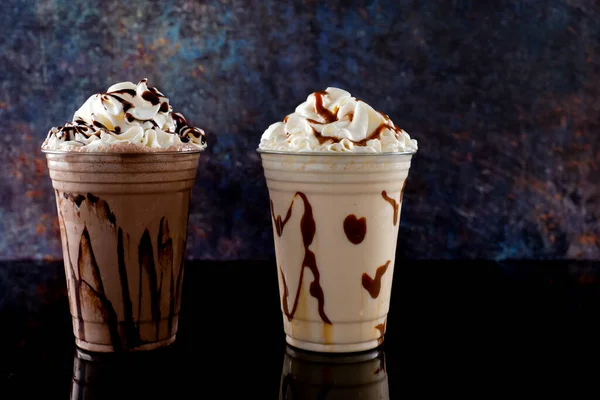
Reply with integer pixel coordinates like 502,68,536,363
0,0,598,261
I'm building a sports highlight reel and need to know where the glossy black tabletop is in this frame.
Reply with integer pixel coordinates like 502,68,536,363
1,260,600,399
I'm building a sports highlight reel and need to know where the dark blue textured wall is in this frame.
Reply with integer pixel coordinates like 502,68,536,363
0,0,598,261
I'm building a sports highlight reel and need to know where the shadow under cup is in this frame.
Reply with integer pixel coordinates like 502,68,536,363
44,151,200,352
259,151,414,353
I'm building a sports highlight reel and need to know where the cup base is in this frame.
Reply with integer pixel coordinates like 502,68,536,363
286,335,383,354
76,335,176,353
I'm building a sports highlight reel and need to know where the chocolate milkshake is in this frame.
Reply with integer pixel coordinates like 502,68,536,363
258,88,418,353
42,79,206,352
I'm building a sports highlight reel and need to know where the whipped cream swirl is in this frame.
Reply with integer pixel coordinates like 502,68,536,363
259,87,417,153
42,79,207,152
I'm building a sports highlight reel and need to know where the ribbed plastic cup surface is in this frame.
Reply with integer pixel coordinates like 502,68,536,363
260,152,413,353
45,151,200,352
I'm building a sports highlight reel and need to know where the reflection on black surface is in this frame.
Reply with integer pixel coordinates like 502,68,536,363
70,347,180,400
280,346,389,400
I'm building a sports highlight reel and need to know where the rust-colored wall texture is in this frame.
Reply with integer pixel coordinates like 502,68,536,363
0,1,598,260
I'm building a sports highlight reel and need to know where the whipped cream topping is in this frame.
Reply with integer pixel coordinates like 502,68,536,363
259,87,417,153
42,79,206,152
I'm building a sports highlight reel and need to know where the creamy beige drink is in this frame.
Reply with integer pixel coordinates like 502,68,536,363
280,345,389,399
42,79,206,352
259,88,417,353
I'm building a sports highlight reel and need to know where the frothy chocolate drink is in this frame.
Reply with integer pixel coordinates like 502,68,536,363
43,80,205,352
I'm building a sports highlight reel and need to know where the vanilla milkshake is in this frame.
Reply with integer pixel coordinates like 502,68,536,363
258,88,417,353
42,79,206,352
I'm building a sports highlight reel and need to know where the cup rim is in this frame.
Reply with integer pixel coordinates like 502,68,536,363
256,148,417,156
41,149,203,156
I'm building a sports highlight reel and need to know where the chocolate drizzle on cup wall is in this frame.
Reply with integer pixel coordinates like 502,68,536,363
63,192,86,208
381,191,399,226
78,226,122,349
271,192,331,325
138,229,161,340
270,199,292,237
56,194,85,341
343,214,367,245
59,191,184,351
361,260,391,299
381,181,406,226
86,193,116,225
117,227,138,348
375,320,386,338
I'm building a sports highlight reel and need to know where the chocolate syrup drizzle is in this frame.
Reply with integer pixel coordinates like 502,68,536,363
343,214,367,245
105,92,134,112
157,217,177,335
362,260,391,299
272,192,331,324
314,91,338,123
51,122,96,142
138,229,161,339
381,191,399,226
56,192,85,341
291,90,403,146
63,192,86,208
270,199,292,237
141,90,160,105
46,79,205,145
171,112,206,145
117,227,139,347
375,320,386,337
78,226,122,349
60,192,184,350
87,193,116,225
381,181,406,226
